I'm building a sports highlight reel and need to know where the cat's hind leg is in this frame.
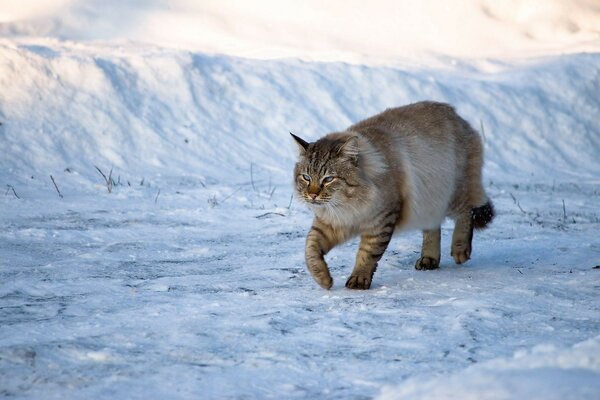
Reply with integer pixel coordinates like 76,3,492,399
451,213,473,264
415,228,441,270
451,202,495,264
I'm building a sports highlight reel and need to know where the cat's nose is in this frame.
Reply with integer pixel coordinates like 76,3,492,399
308,193,318,200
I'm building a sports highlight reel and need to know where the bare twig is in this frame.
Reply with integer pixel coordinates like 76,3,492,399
5,184,20,199
268,174,272,194
250,163,257,192
140,178,145,186
480,119,486,144
562,199,567,220
207,194,218,208
287,194,293,210
249,164,278,200
509,192,526,214
50,175,63,198
220,187,243,204
154,189,161,204
94,165,107,181
256,212,286,219
94,165,113,193
207,187,245,208
108,168,114,190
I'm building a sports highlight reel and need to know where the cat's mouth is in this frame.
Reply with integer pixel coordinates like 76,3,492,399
304,196,328,205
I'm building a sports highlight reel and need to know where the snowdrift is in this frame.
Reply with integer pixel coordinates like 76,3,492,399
1,40,599,195
379,335,600,400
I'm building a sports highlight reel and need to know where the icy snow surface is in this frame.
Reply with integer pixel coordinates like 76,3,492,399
1,2,600,399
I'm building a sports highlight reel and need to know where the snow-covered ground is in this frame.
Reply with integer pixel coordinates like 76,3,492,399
1,1,600,399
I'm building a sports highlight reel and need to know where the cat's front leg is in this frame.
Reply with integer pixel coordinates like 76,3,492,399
346,211,398,290
305,218,345,289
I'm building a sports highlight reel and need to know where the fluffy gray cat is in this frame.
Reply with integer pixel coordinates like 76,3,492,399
292,101,494,290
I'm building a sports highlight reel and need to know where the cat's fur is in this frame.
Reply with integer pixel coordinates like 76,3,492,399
292,101,494,290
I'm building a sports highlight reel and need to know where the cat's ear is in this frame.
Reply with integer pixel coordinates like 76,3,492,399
290,132,309,155
338,135,359,162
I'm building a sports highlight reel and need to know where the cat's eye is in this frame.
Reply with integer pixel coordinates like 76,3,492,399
322,176,335,184
301,174,311,181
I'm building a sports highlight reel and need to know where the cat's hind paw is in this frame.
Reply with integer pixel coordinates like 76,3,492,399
451,245,471,264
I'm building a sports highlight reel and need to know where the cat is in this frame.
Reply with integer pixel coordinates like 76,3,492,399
291,101,494,290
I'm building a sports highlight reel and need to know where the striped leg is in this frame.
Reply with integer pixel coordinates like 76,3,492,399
346,211,398,290
305,218,347,289
415,228,441,270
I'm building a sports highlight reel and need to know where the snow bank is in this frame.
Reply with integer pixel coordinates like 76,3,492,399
379,335,600,400
1,40,599,194
1,0,599,64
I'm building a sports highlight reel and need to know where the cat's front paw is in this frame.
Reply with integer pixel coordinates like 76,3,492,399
345,274,372,290
307,258,333,289
314,274,333,290
415,256,440,270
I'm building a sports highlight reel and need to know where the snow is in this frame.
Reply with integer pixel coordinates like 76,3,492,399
379,336,600,400
1,1,600,399
1,0,599,64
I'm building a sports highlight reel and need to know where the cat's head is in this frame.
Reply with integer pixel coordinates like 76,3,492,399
291,132,364,209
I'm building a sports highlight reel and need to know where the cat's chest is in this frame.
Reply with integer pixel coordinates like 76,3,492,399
314,201,382,231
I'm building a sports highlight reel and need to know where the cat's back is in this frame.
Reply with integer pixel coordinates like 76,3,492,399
348,101,479,230
350,101,469,141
